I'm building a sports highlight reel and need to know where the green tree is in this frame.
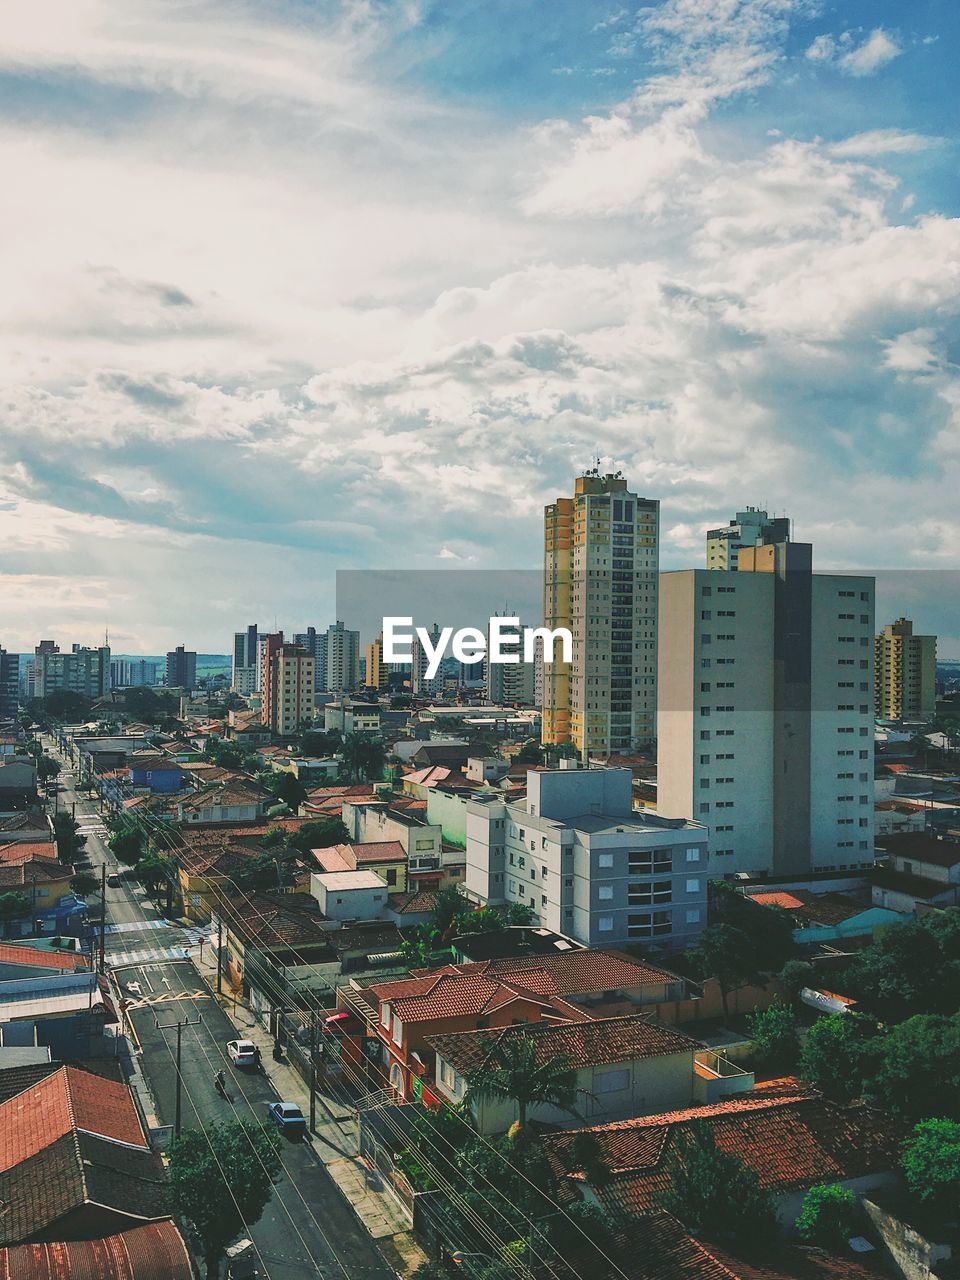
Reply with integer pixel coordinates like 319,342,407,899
136,852,174,896
465,1032,580,1136
234,849,294,892
0,891,32,933
846,913,960,1020
863,1013,960,1122
341,732,387,781
432,884,468,936
300,728,339,757
798,1013,877,1103
168,1120,281,1277
778,958,815,998
902,1118,960,1216
53,812,86,861
689,923,757,1019
708,880,798,974
514,739,543,764
747,998,800,1073
657,1123,778,1248
109,825,144,867
39,690,93,721
796,1184,857,1247
37,755,61,782
287,818,349,854
268,771,308,810
70,871,100,899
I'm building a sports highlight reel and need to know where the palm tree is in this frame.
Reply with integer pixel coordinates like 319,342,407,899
465,1031,580,1137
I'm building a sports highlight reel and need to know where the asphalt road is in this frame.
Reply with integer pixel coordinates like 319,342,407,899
44,736,396,1280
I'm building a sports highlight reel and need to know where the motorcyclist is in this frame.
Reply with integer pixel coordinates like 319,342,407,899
214,1070,226,1096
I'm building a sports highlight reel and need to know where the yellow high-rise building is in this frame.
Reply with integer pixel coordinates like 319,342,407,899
875,617,936,722
542,472,659,757
365,634,387,691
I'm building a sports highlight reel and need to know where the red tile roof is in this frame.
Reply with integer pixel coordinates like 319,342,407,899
426,1014,702,1074
0,943,89,972
0,1221,193,1280
387,889,439,915
418,949,678,996
544,1092,903,1218
0,841,59,863
0,858,73,888
0,1066,147,1173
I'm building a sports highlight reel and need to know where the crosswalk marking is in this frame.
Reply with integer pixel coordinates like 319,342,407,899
109,945,194,967
127,990,209,1008
105,919,170,935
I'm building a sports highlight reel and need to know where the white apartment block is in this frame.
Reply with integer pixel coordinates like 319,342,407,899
484,615,537,706
232,625,260,696
465,765,707,951
543,472,659,756
323,621,360,694
705,508,791,571
657,547,875,877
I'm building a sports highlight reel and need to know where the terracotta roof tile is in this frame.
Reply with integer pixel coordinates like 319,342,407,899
0,942,89,972
426,1014,702,1074
0,1221,192,1280
416,949,678,996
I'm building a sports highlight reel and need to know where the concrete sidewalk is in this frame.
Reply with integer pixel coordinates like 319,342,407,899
190,947,428,1278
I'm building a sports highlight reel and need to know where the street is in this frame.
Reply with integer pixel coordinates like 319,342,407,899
46,738,398,1280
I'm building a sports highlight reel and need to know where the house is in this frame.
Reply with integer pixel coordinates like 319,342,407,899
127,751,185,793
174,840,266,923
0,1064,169,1244
426,1015,751,1134
314,840,408,892
410,743,471,771
177,781,267,825
542,1087,904,1234
0,942,90,980
0,849,86,939
0,971,116,1058
274,756,340,784
310,870,390,921
337,949,686,1101
210,890,331,1000
0,756,37,807
341,800,457,888
0,812,53,844
0,1222,192,1280
746,888,910,945
874,799,927,836
872,831,960,911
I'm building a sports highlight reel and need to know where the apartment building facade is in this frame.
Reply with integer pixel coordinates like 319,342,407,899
705,507,791,571
484,613,537,706
658,538,875,877
542,472,659,757
875,617,936,722
232,624,260,695
465,765,707,950
35,645,111,700
260,635,315,735
323,621,360,694
165,645,197,690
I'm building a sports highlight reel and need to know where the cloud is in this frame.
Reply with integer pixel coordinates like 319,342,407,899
806,28,902,77
0,0,958,652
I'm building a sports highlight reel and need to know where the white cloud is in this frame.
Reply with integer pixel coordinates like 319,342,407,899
839,28,902,76
828,130,935,157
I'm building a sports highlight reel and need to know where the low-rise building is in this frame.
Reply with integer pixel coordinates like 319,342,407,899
465,765,707,950
177,781,267,826
0,971,116,1058
314,841,408,892
311,870,389,921
427,1015,750,1135
872,831,960,911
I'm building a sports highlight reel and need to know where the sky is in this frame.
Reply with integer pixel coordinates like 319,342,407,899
0,0,958,655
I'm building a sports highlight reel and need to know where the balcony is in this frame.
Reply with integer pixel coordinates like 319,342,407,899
693,1049,754,1103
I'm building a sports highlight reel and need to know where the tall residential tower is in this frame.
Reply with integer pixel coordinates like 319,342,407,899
542,472,659,757
875,617,936,722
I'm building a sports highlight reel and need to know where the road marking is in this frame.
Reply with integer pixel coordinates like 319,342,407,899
140,966,154,993
105,920,170,935
109,945,194,966
127,990,209,1009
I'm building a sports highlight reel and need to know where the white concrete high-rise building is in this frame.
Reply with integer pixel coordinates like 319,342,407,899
322,621,360,694
658,537,875,878
705,508,791,571
484,614,537,706
232,625,260,696
542,472,659,757
411,622,443,699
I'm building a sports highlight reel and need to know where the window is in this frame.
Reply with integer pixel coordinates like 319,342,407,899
686,908,701,924
598,885,614,900
686,848,700,863
598,852,614,868
392,1015,403,1047
594,1068,630,1094
380,1002,391,1028
686,878,700,893
440,1059,457,1089
597,916,614,932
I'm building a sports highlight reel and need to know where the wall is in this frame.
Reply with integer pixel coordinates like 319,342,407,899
862,1196,954,1280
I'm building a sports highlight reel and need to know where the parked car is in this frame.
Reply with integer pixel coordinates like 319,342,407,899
227,1039,258,1068
267,1102,306,1136
106,872,122,887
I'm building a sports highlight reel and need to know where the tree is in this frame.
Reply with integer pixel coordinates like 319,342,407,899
53,813,86,861
708,880,798,974
340,732,387,782
465,1032,580,1135
234,849,294,892
37,755,61,782
657,1123,778,1248
136,852,174,894
798,1013,877,1103
168,1120,281,1277
109,824,144,867
287,818,349,853
778,958,815,998
0,891,31,933
432,884,468,936
300,728,339,757
268,771,308,810
747,998,800,1073
689,923,757,1019
514,739,543,765
902,1119,960,1216
796,1185,857,1247
70,871,100,899
863,1013,960,1122
846,916,959,1021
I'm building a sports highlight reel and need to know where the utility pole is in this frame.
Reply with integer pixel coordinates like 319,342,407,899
309,1008,318,1133
98,863,107,974
216,916,223,994
156,1015,201,1138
